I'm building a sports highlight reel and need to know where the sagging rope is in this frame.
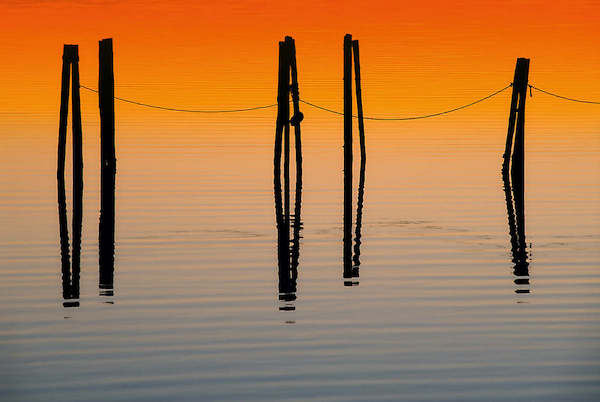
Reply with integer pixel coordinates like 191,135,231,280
80,85,278,113
529,85,600,105
80,82,599,120
300,84,512,120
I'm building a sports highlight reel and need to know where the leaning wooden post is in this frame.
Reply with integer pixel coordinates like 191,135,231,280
502,58,529,173
343,34,353,281
70,44,84,284
57,45,72,180
286,36,303,179
352,40,366,165
511,58,530,200
71,45,84,202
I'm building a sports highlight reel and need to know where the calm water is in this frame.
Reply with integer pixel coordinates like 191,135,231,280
1,92,599,401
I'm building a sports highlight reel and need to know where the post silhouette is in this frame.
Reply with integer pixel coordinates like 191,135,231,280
502,170,529,294
57,44,83,308
351,39,366,279
58,176,80,308
99,39,116,298
343,34,353,283
99,38,116,172
500,58,530,295
502,58,530,176
342,35,367,286
274,37,303,310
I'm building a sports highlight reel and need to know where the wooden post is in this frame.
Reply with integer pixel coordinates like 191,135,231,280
511,58,530,202
99,38,116,171
287,36,303,179
287,36,303,304
57,45,72,180
352,40,366,164
71,45,83,199
502,58,529,173
343,34,353,282
274,40,290,305
99,38,116,297
70,45,84,282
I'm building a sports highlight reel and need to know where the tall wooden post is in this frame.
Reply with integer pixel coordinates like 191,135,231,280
287,36,303,179
502,58,530,174
287,36,304,288
99,38,116,171
57,45,72,180
352,40,366,164
274,40,290,303
511,58,530,202
99,38,116,297
343,34,353,281
70,45,84,278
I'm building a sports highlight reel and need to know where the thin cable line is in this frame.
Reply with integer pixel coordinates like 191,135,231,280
301,83,513,120
529,84,600,105
80,85,278,113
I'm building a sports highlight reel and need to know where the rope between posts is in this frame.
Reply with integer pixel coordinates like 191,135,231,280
80,85,278,113
529,85,600,105
301,83,512,120
80,82,599,120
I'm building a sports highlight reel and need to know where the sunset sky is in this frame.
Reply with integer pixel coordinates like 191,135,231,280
0,0,598,142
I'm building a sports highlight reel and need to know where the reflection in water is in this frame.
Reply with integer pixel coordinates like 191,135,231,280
352,155,366,278
344,158,366,286
502,170,530,294
57,176,81,308
99,164,116,299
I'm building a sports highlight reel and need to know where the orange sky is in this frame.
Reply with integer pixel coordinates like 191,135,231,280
0,0,598,140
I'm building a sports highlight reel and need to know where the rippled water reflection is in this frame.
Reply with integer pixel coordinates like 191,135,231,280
1,111,599,401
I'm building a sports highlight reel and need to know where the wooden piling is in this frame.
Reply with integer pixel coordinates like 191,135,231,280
57,45,72,180
502,58,530,174
352,40,366,164
71,45,83,192
287,36,303,179
511,58,530,200
99,38,116,171
274,40,290,298
99,38,116,296
343,34,353,280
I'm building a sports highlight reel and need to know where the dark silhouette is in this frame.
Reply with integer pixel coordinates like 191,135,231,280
502,169,530,294
99,38,117,299
343,35,367,286
274,37,304,310
99,166,116,297
57,175,82,308
502,58,530,178
57,44,83,308
502,58,530,295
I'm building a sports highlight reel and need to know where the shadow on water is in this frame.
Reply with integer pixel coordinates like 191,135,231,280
502,169,530,294
57,176,81,308
99,164,116,300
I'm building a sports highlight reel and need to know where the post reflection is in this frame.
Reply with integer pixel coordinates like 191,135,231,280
343,156,366,286
99,163,116,299
274,163,302,311
502,169,530,294
57,176,81,308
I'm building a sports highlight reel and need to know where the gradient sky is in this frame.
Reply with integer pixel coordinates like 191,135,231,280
0,0,598,141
